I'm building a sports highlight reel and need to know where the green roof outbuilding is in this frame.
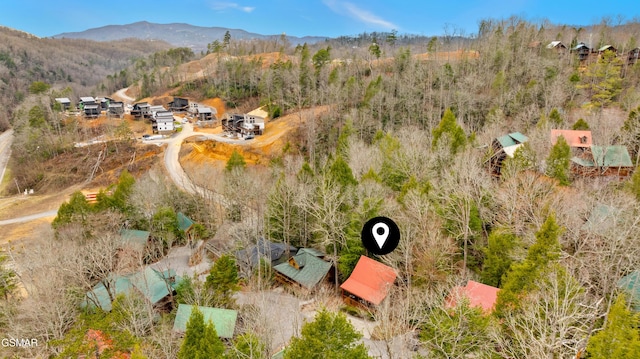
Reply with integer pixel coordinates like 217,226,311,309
618,271,640,310
177,212,195,233
271,348,286,359
120,229,150,248
173,304,238,338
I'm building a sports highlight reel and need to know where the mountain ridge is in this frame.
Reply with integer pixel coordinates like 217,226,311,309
53,21,328,52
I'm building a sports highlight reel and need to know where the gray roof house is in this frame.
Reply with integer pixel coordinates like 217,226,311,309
83,104,101,118
79,96,96,106
168,97,189,112
197,106,216,122
235,238,297,276
54,97,71,111
131,102,151,119
598,45,617,54
107,101,125,118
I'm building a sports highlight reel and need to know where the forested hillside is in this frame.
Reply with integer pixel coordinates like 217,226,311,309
3,16,640,358
0,26,171,127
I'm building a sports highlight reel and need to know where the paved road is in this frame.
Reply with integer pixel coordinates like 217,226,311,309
0,209,58,226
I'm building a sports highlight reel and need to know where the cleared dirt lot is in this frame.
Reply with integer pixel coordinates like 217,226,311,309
0,186,78,245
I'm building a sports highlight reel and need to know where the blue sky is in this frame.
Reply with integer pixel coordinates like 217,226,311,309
1,0,638,38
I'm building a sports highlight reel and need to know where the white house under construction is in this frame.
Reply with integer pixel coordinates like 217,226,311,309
222,113,265,137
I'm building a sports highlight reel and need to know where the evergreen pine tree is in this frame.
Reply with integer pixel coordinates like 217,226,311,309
328,155,357,187
96,169,136,213
151,206,182,248
230,333,266,359
205,255,240,308
579,49,623,109
629,166,640,201
223,31,231,48
178,306,226,359
52,191,93,229
501,142,536,178
546,135,571,186
226,150,247,172
549,108,563,126
285,309,370,359
496,214,562,314
481,229,518,287
572,118,590,130
420,299,494,358
130,344,147,359
432,108,467,155
586,294,640,358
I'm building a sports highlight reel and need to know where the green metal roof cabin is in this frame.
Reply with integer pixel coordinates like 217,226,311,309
120,229,150,247
273,248,332,289
571,145,633,178
173,304,238,338
495,132,528,148
83,267,175,312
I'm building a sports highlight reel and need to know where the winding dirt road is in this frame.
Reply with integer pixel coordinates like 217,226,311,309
114,87,136,103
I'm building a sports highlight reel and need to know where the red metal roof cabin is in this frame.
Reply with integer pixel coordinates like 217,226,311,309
340,256,397,306
550,129,593,148
446,280,500,313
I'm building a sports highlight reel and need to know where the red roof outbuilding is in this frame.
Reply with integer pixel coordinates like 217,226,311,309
550,129,593,148
446,280,500,313
340,256,397,305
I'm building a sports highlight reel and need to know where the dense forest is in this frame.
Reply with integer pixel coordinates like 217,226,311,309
3,16,640,358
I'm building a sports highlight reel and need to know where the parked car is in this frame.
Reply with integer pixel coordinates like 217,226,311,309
142,134,163,140
245,135,255,140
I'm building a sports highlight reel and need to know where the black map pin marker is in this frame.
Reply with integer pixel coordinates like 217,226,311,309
361,216,400,255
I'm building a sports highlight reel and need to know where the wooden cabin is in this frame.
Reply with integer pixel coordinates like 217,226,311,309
628,48,640,66
340,256,396,308
571,145,633,179
571,42,591,62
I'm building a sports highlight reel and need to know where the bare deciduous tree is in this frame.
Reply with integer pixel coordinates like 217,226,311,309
494,267,598,359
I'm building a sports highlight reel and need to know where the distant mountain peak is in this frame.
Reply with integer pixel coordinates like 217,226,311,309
53,22,328,52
